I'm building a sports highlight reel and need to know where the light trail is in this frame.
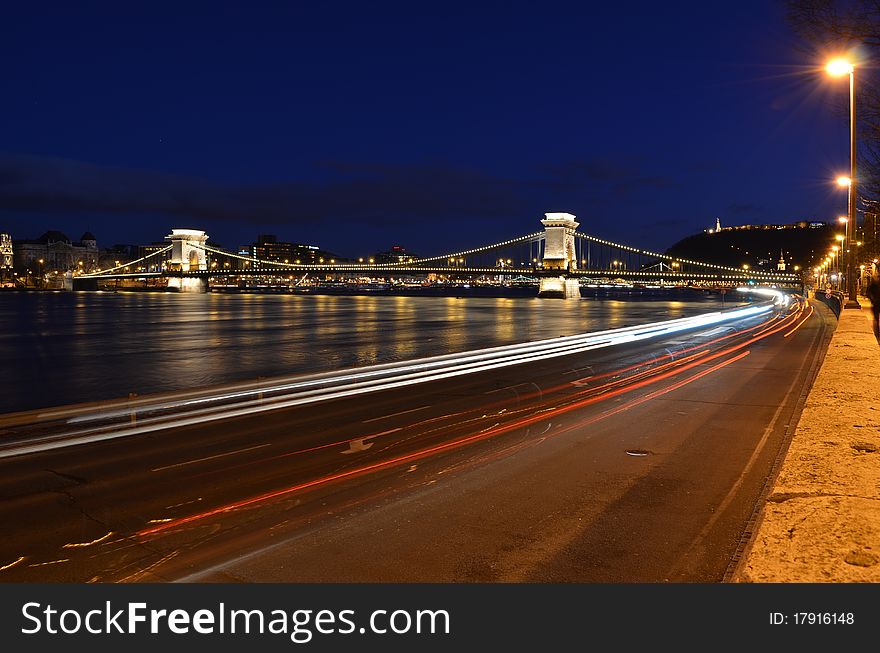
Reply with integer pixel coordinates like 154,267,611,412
784,305,814,337
138,298,812,537
0,302,776,459
0,556,26,572
62,532,115,548
137,346,755,538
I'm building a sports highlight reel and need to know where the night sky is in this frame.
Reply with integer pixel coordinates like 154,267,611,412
0,1,858,257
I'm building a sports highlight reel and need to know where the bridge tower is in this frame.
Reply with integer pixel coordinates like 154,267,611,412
538,212,581,299
165,228,209,292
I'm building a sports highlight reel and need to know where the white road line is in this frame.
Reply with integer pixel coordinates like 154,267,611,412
150,443,271,472
362,406,431,423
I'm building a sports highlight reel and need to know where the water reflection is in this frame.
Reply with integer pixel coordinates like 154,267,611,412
0,291,731,413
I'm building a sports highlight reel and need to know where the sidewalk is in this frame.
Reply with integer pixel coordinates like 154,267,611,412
736,297,880,582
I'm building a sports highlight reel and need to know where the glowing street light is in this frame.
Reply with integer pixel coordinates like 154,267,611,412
827,58,854,77
827,55,859,306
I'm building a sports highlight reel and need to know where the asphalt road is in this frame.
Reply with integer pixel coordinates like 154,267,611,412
0,298,832,582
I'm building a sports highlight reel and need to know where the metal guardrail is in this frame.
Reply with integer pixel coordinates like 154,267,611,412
812,289,844,318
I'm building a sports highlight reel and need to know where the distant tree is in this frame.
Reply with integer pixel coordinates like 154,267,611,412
785,0,880,257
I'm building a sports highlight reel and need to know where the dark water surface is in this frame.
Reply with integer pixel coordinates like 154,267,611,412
0,291,735,413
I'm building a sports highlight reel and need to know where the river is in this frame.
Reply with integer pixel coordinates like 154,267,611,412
0,290,739,414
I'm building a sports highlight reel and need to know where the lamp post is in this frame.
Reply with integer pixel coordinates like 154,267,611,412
828,57,860,307
831,245,840,288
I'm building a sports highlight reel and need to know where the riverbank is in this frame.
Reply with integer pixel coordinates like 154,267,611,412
736,297,880,581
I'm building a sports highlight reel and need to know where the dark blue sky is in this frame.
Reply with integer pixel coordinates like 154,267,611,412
0,1,857,256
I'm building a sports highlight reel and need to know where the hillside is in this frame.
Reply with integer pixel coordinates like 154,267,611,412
665,223,837,272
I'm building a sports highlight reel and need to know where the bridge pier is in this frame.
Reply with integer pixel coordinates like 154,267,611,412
167,277,208,293
537,212,580,299
538,276,581,299
71,277,97,291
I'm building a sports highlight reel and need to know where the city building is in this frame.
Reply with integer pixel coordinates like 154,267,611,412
13,230,99,272
250,234,335,264
372,245,416,264
99,244,139,270
0,232,12,269
133,242,171,272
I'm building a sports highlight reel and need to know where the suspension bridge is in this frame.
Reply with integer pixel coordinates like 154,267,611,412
75,212,801,296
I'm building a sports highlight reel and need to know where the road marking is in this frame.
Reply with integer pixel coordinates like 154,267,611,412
342,428,402,454
362,406,430,423
139,349,757,541
169,348,756,582
151,443,271,472
669,309,819,579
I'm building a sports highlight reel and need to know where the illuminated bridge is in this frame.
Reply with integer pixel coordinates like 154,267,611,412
75,212,801,296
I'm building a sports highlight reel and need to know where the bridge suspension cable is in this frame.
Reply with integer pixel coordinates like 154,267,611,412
403,231,544,265
80,245,173,278
573,232,795,278
197,232,545,270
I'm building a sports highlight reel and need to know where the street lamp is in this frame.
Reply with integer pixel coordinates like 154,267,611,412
832,245,841,288
827,56,860,307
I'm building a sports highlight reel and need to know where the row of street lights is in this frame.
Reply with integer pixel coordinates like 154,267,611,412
826,57,860,308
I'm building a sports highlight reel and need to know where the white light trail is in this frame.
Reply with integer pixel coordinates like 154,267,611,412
0,302,775,459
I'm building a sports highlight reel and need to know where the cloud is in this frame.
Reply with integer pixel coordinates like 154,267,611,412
0,153,683,242
534,157,675,196
0,153,532,226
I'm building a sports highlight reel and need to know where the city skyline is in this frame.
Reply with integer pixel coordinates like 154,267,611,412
0,2,859,256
